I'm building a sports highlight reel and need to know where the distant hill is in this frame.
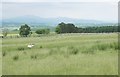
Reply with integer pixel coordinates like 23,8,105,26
2,15,110,26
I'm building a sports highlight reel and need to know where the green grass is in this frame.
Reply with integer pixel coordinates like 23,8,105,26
2,33,118,75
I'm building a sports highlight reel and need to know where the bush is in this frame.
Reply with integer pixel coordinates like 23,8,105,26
35,28,50,35
13,55,19,61
17,47,25,51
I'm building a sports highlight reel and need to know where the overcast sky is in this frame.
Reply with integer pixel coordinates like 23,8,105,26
1,2,118,22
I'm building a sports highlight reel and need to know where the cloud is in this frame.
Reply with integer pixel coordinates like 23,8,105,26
2,0,119,2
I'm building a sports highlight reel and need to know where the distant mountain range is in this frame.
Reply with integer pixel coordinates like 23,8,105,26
1,15,112,25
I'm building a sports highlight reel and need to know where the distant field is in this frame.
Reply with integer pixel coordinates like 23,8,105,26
2,33,118,75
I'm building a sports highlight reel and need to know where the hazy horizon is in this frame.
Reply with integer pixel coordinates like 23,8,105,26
2,2,118,22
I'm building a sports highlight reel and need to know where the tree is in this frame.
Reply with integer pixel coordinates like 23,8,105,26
2,28,9,38
55,22,78,33
55,26,61,34
19,24,31,37
77,26,118,33
66,23,78,33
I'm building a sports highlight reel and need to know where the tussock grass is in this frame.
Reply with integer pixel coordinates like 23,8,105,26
39,46,43,48
31,55,37,59
2,51,6,57
17,47,25,51
67,46,79,55
12,55,19,61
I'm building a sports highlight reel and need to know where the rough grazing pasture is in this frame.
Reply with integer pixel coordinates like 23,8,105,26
2,33,118,75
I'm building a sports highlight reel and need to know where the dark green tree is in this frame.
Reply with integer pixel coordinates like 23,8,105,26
55,22,78,33
58,22,66,33
19,24,31,37
55,26,61,34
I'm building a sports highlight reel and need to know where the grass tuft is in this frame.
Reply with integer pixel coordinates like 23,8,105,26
2,51,6,57
67,46,79,55
39,46,43,48
13,55,19,61
31,55,37,59
17,47,25,51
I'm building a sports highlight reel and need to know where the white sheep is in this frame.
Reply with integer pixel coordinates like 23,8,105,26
27,43,34,49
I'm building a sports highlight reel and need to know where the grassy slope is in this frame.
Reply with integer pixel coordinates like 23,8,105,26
2,33,118,75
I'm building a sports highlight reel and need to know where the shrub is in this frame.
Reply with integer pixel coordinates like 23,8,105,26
13,55,19,61
17,47,25,51
35,28,50,35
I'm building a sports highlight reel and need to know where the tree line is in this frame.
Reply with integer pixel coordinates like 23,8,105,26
55,22,118,34
1,22,118,38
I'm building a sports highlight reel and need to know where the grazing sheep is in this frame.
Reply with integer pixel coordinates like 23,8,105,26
27,43,34,49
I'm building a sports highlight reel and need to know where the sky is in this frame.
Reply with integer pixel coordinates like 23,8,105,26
1,0,118,22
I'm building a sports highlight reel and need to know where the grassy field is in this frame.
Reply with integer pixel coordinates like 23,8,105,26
2,33,118,75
